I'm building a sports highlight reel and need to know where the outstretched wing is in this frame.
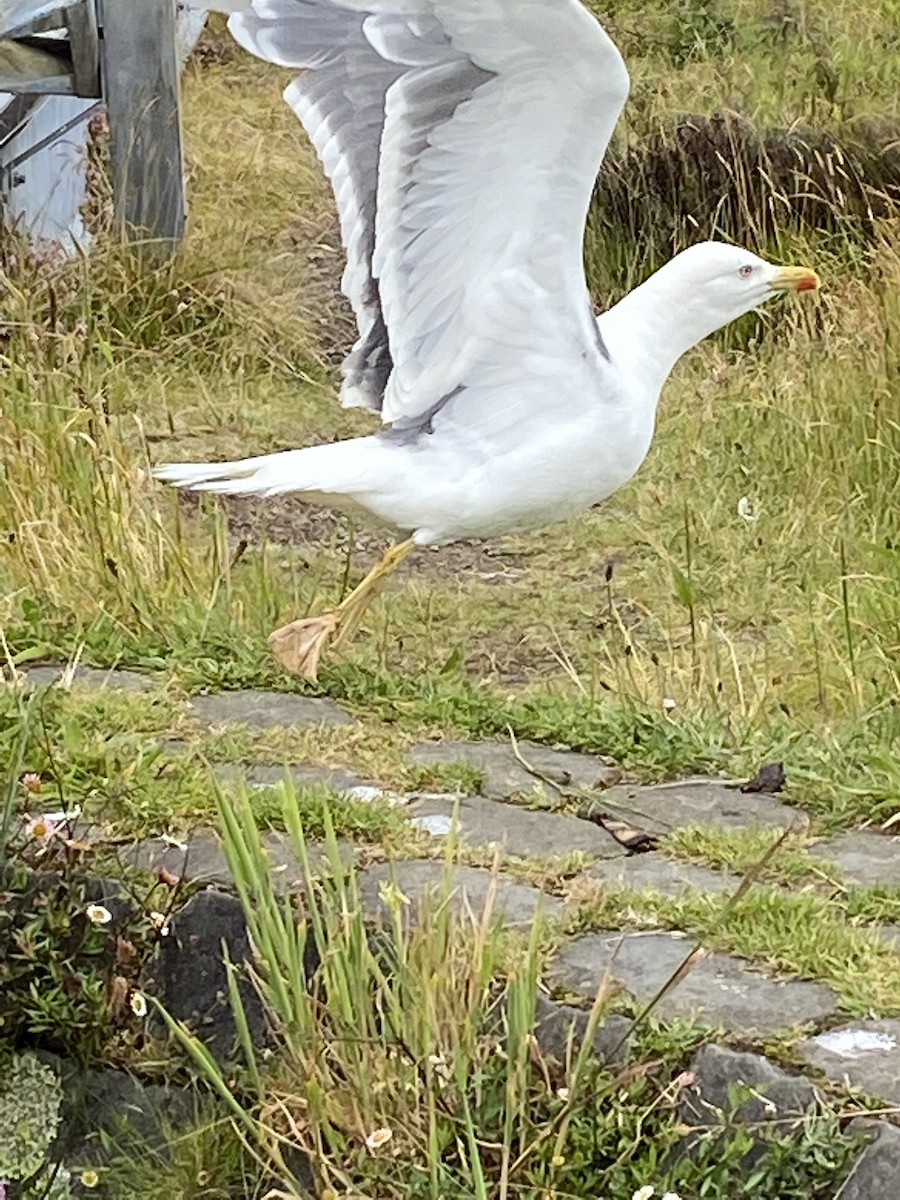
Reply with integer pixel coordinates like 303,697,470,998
227,0,402,411
227,0,629,427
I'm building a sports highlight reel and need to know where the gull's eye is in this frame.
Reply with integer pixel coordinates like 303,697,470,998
739,264,754,279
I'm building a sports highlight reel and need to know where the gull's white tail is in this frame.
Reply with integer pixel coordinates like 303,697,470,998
153,438,384,500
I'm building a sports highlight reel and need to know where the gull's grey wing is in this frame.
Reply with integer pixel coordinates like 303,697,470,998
229,0,630,431
228,0,402,411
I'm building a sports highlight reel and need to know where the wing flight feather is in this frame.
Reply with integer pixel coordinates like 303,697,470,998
225,0,630,425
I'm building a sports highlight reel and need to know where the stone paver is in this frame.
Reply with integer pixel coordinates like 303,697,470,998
813,831,900,887
407,793,623,859
876,924,900,951
189,689,355,729
553,931,837,1034
121,829,353,892
797,1020,900,1103
681,1045,818,1126
534,995,632,1066
408,739,620,799
213,762,374,795
357,860,561,927
839,1120,900,1200
590,779,808,835
20,664,155,692
588,855,741,895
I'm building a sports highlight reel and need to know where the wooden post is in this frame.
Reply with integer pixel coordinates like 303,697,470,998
99,0,185,257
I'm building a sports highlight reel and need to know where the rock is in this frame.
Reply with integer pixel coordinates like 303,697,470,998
796,1020,900,1103
357,860,561,927
408,739,620,799
681,1045,818,1127
813,831,900,887
587,856,740,895
215,762,373,795
877,924,900,951
591,779,808,835
123,831,233,887
407,793,623,859
533,995,632,1067
553,932,837,1034
190,689,355,729
55,1064,194,1165
839,1119,900,1200
53,1063,316,1194
19,664,155,693
123,829,354,893
146,890,320,1059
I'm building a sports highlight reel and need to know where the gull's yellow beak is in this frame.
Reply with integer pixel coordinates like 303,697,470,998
770,265,821,293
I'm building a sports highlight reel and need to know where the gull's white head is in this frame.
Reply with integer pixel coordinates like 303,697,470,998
600,240,820,403
657,241,820,338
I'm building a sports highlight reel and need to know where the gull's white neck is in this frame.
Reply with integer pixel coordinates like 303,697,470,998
598,258,730,404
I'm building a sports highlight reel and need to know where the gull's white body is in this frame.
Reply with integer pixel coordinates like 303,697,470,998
157,0,813,547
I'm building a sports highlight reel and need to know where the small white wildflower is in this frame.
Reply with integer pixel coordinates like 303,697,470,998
661,1193,682,1200
130,991,148,1018
556,1086,570,1101
365,1127,393,1151
26,814,58,840
149,911,171,936
86,904,112,925
662,697,677,711
21,772,42,794
80,1170,99,1189
737,496,757,522
632,1188,655,1200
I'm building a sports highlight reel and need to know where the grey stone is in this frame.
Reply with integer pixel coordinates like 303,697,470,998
593,779,808,835
877,924,900,951
190,689,355,729
408,739,620,800
553,932,837,1034
813,831,900,887
796,1020,900,1103
588,856,741,895
407,793,623,859
839,1119,900,1200
123,830,233,886
20,664,155,693
146,890,268,1059
145,890,318,1061
534,994,632,1067
357,860,561,927
681,1045,818,1127
122,828,354,892
215,761,372,794
56,1065,194,1165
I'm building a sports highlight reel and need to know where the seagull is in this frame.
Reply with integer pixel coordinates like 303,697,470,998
156,0,820,681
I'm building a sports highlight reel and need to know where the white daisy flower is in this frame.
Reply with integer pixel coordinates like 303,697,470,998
365,1127,393,1151
85,904,112,925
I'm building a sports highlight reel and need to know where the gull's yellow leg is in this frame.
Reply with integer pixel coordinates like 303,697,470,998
268,538,416,681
